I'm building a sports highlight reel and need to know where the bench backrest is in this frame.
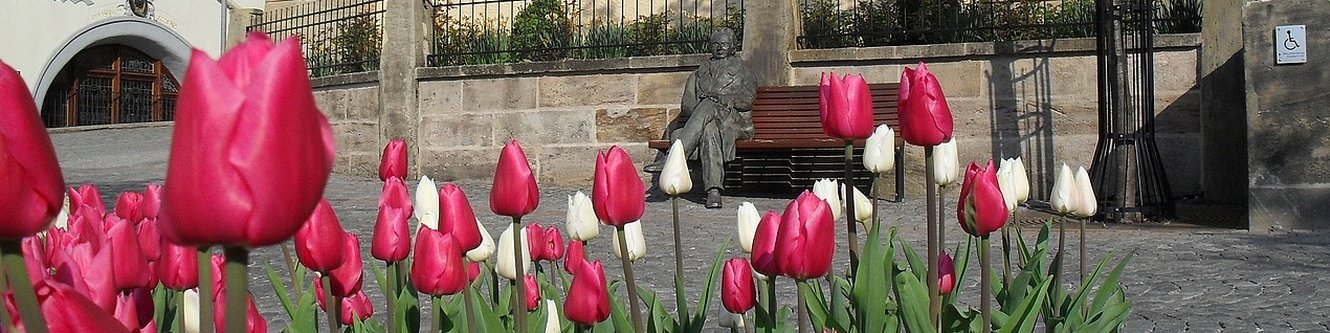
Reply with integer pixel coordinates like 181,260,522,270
750,83,900,141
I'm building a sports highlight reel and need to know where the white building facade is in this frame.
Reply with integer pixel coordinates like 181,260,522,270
0,0,263,127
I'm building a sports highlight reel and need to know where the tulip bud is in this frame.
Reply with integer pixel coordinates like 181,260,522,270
564,260,610,325
182,289,200,333
495,224,532,280
490,140,540,217
841,184,873,223
53,193,71,230
465,219,495,262
611,220,647,262
372,177,413,262
1011,157,1030,204
142,184,162,221
593,146,646,226
138,219,163,261
818,72,875,140
114,192,145,225
0,61,66,240
1050,164,1076,216
659,139,693,196
933,138,959,187
542,226,565,261
339,291,375,325
525,223,547,262
811,179,842,222
411,227,467,296
68,184,105,218
719,312,745,329
158,243,199,290
996,158,1021,212
897,62,954,146
750,211,782,277
379,138,408,181
415,176,440,230
736,202,760,253
564,240,587,275
863,124,896,174
439,183,483,251
776,191,835,280
328,234,365,297
544,299,561,333
566,191,600,241
524,274,541,311
957,161,1009,238
722,258,755,314
1072,166,1098,218
108,219,150,290
294,199,347,273
34,281,132,333
939,251,955,295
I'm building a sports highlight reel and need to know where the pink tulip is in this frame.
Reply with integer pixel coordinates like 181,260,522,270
0,61,65,239
939,251,956,295
52,243,116,311
898,62,955,146
68,207,106,249
564,240,586,275
340,290,376,325
775,191,835,280
372,177,414,262
328,233,365,297
525,223,546,261
108,218,150,290
818,72,875,140
439,183,482,251
32,280,131,333
137,219,162,261
160,32,335,248
592,146,645,227
750,211,782,277
114,192,145,225
467,261,481,283
379,138,409,181
142,184,162,220
541,226,565,261
157,242,199,290
524,274,541,311
721,258,755,314
957,161,1008,238
564,260,610,325
490,140,539,217
68,184,105,218
21,237,48,283
295,199,347,273
411,227,467,296
211,289,267,333
112,288,154,331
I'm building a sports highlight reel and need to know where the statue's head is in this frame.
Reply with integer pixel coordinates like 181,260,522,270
710,28,737,59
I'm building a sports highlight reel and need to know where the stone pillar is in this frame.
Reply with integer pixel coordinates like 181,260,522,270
226,6,263,48
741,0,798,86
1199,0,1246,208
1243,0,1330,230
379,0,431,177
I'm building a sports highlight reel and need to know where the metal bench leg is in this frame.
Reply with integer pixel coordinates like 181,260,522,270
895,146,905,202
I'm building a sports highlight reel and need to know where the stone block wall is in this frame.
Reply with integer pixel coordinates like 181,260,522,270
310,73,383,178
789,35,1202,199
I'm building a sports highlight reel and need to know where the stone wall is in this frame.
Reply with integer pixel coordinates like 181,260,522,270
309,72,384,178
788,35,1202,199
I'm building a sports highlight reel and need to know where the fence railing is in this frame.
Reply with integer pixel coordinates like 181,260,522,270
797,0,1201,49
248,0,385,77
428,0,744,66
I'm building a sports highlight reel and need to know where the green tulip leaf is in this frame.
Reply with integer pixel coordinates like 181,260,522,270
828,276,852,332
800,280,831,332
892,270,932,333
637,286,678,333
997,276,1050,333
900,238,927,282
606,282,635,333
852,221,888,333
686,239,731,333
943,237,974,306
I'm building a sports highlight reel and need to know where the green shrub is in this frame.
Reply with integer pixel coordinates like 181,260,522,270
575,21,629,59
628,13,672,56
672,17,715,54
331,13,382,73
1156,0,1202,34
432,16,514,66
801,0,854,48
510,0,574,61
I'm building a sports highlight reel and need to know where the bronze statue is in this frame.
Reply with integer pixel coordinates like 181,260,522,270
646,28,756,208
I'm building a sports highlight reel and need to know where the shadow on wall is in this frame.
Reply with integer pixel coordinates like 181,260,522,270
986,46,1058,201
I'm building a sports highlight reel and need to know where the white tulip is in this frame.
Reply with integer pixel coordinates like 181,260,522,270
933,139,959,187
1011,157,1031,204
863,125,896,174
659,139,693,196
612,220,647,262
566,191,600,241
718,312,745,329
182,288,200,333
736,202,760,253
415,176,440,230
465,219,495,262
841,184,873,223
1072,166,1098,218
1049,164,1077,216
812,179,843,221
53,193,70,230
996,159,1020,212
544,299,561,333
495,223,532,280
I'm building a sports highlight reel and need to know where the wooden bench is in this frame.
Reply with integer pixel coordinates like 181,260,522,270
649,83,905,201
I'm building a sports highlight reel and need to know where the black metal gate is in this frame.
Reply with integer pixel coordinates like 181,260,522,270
1089,0,1174,222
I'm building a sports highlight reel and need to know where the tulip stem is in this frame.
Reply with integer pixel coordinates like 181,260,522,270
198,247,214,333
178,289,187,333
0,261,13,332
1001,213,1014,286
764,278,777,333
980,237,992,333
0,240,44,333
1079,218,1087,283
463,274,478,333
223,246,248,333
616,226,645,333
670,195,690,329
511,217,528,333
431,295,442,333
843,141,861,277
870,174,880,238
743,314,754,333
489,263,500,308
795,280,809,333
387,262,397,333
1053,215,1067,312
924,146,941,329
322,276,339,332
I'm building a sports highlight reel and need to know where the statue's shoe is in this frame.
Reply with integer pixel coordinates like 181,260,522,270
643,160,664,173
706,189,723,209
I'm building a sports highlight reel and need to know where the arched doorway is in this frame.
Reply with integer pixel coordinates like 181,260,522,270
40,45,179,128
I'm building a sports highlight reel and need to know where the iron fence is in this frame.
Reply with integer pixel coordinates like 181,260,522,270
248,0,385,77
797,0,1201,49
427,0,744,66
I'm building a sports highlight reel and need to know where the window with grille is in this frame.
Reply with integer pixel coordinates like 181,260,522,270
41,45,179,128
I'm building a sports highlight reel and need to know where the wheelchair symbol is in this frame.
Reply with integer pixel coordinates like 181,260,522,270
1284,30,1301,51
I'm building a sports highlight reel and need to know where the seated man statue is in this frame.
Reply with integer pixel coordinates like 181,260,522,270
645,28,756,209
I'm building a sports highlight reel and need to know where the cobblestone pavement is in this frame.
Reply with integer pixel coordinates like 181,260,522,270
51,125,1330,332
